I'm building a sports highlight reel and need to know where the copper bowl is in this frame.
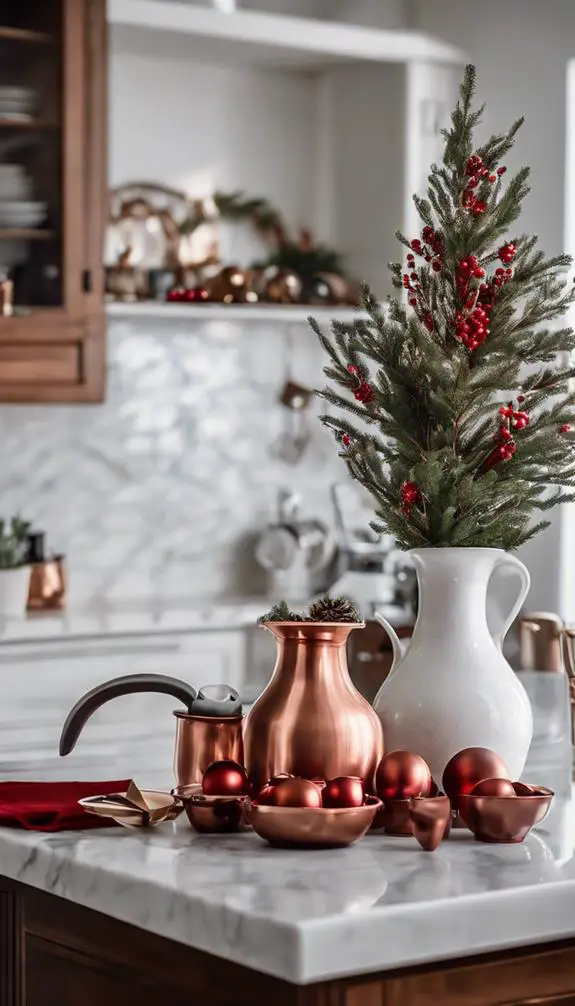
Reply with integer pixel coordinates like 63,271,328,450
458,787,553,844
177,784,250,834
248,796,381,849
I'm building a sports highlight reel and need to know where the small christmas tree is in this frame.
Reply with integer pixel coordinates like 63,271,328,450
311,65,575,550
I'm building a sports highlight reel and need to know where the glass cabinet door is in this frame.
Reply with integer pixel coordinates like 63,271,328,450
0,0,80,311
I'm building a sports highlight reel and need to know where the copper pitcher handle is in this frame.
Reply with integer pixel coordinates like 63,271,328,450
59,673,197,756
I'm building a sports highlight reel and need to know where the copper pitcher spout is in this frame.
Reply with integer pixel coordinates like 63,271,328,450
243,621,384,793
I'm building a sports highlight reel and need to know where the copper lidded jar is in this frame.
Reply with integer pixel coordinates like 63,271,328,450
243,621,384,793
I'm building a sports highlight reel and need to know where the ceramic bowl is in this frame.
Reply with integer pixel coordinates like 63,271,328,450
248,796,381,849
458,787,553,843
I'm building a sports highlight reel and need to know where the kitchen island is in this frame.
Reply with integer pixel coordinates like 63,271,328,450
1,789,575,1006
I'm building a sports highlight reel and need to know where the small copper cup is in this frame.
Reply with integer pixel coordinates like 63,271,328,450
183,792,250,834
409,796,451,851
173,713,243,789
458,787,553,843
27,557,66,611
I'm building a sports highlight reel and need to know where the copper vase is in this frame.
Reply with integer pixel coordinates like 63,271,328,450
243,622,384,793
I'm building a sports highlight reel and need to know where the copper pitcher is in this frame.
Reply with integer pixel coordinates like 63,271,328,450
59,674,243,789
243,622,384,792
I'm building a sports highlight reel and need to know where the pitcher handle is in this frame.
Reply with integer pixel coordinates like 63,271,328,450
492,553,531,650
374,612,409,678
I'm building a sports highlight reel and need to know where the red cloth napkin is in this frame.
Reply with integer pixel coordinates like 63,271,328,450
0,780,131,832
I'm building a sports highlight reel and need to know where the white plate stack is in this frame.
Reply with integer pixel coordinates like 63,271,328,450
0,86,37,121
0,164,46,230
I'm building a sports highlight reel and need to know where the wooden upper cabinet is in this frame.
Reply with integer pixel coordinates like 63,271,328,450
0,0,107,402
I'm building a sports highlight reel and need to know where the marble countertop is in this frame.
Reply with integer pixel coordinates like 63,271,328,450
0,786,574,984
0,600,414,645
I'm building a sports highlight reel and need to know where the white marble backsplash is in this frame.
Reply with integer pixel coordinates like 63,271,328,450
0,318,344,605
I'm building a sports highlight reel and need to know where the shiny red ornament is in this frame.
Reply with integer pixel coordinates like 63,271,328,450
442,748,509,809
183,286,209,302
470,777,516,798
257,784,277,805
269,772,294,786
513,781,538,796
166,287,186,302
202,759,249,797
272,777,322,808
322,776,364,809
376,750,432,801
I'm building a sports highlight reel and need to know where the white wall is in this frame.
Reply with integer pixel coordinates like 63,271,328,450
412,0,574,615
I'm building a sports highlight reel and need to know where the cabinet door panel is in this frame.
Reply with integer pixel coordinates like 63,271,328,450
0,343,78,382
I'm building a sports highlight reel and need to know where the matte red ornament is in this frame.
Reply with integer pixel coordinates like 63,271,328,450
202,759,249,797
442,748,509,809
376,750,432,801
272,777,322,808
470,777,516,798
322,776,364,809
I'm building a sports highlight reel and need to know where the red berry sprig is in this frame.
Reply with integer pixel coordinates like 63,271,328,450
498,242,517,264
455,305,490,350
499,404,529,430
347,364,375,405
400,481,420,516
483,440,517,472
462,154,505,216
561,423,572,434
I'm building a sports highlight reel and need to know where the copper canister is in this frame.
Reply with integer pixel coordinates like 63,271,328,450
519,613,563,672
173,713,244,789
27,557,66,611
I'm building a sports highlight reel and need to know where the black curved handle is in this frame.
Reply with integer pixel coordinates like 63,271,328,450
59,673,197,756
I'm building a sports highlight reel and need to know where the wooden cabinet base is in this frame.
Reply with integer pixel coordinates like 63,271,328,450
2,876,575,1006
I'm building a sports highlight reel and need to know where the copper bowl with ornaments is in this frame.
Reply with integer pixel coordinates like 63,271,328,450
249,796,381,849
176,784,250,834
458,786,554,843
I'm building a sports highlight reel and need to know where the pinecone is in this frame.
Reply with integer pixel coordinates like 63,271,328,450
258,600,304,624
307,595,360,623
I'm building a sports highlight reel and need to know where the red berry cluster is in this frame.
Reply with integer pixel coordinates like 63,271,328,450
400,481,420,516
498,242,517,264
455,304,490,350
483,438,517,472
456,255,485,295
499,404,529,430
408,226,444,270
462,155,506,216
561,423,572,434
340,433,351,447
493,266,513,289
347,364,374,405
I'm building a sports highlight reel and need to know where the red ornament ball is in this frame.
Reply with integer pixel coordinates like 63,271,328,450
322,776,364,809
513,781,538,796
470,777,516,798
202,759,249,797
272,777,322,808
442,748,509,809
257,784,277,805
376,750,432,801
183,286,209,302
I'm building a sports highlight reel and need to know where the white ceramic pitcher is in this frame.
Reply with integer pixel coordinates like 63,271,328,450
374,547,533,784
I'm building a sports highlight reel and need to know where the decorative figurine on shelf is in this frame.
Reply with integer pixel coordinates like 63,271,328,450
314,64,575,784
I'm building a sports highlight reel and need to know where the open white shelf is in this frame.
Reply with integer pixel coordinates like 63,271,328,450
108,0,466,69
106,301,365,324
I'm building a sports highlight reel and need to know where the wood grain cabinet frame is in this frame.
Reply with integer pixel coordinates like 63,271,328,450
0,0,107,403
3,877,575,1006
